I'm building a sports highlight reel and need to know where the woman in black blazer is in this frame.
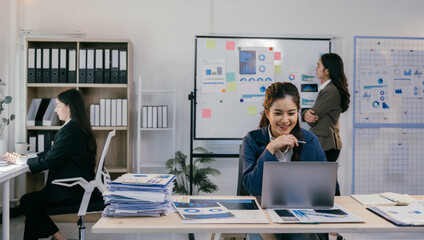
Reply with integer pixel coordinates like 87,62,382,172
20,88,97,240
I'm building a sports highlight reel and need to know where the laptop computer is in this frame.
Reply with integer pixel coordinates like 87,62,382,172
261,161,338,209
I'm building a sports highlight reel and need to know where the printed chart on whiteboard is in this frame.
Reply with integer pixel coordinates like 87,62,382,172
353,36,424,194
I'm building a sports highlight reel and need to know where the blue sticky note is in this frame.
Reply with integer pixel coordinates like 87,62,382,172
226,72,235,82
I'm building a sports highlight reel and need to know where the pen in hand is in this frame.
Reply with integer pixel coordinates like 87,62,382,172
297,141,306,144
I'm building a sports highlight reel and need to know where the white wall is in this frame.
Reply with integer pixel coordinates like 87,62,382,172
3,0,424,195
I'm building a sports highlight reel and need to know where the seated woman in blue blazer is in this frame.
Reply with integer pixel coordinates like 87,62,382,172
20,88,97,240
241,82,327,240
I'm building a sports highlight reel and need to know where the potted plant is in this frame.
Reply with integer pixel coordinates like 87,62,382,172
0,78,15,154
165,147,221,195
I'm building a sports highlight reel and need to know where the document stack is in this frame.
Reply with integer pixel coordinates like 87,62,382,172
102,173,175,217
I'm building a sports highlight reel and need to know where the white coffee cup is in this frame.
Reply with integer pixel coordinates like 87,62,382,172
15,142,34,155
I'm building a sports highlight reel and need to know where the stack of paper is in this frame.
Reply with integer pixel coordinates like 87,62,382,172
102,173,175,217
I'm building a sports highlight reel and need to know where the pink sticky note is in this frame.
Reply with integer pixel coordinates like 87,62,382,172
226,41,235,50
274,52,281,60
202,109,211,118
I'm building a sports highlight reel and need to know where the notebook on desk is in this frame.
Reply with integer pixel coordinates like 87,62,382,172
261,161,338,210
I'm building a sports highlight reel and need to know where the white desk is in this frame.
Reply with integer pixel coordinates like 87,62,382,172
92,196,424,234
0,164,29,240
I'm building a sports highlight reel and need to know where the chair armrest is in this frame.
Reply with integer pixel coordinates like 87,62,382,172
52,177,91,191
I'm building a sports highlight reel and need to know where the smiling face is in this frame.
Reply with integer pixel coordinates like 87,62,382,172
55,99,71,122
265,97,298,138
316,58,330,81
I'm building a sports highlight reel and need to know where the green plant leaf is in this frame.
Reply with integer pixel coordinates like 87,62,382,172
2,118,7,123
10,114,15,121
4,96,12,104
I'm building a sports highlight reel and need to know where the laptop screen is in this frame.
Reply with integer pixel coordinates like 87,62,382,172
261,162,338,209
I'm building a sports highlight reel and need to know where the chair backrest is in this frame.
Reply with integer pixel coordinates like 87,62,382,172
237,144,250,196
95,130,116,192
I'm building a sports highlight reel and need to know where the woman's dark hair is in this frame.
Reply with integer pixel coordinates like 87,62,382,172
259,82,302,161
320,53,350,112
57,88,97,169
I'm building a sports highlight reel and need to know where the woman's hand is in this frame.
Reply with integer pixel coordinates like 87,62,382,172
304,109,318,123
266,134,299,154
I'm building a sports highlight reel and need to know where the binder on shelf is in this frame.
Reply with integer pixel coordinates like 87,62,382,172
42,98,59,126
68,49,77,83
142,105,148,128
50,48,59,83
157,106,163,128
42,48,50,83
119,50,127,83
59,49,67,83
35,98,51,126
27,48,36,83
90,104,95,126
111,49,119,83
147,106,153,128
95,104,100,126
28,134,37,153
122,99,128,126
152,106,158,128
35,49,42,83
99,99,106,126
27,98,42,126
111,99,117,126
79,49,87,83
104,49,111,83
116,99,122,126
86,49,95,83
95,49,104,83
162,105,168,128
37,132,45,152
105,99,111,126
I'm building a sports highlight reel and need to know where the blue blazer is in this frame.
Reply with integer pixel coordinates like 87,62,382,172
241,126,326,196
27,120,95,201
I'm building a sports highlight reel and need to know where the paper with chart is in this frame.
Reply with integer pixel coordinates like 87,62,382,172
359,65,392,113
173,201,235,220
179,198,269,224
267,204,364,223
201,59,226,93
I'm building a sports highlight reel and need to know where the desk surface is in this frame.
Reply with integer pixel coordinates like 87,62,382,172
0,163,29,183
92,196,424,234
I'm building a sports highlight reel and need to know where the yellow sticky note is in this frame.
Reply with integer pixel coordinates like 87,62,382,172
227,82,237,91
206,40,216,49
248,106,257,115
275,65,282,74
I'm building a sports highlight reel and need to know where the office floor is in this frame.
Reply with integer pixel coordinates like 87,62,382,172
1,215,423,240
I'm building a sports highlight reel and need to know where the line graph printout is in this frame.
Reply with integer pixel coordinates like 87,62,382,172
353,37,424,194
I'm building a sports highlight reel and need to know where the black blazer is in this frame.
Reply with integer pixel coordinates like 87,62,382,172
27,120,95,201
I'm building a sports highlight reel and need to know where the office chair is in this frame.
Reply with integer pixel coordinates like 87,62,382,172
46,130,116,240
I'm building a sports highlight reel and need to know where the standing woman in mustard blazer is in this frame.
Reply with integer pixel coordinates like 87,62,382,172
302,53,350,196
20,88,97,240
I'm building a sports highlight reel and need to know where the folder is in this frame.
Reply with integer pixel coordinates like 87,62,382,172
68,49,77,83
90,104,95,126
37,132,45,152
42,49,51,83
119,50,127,83
27,98,42,126
116,99,122,126
35,49,42,83
157,106,163,128
103,49,111,83
35,98,51,126
28,135,37,153
95,104,100,126
152,106,158,128
27,48,36,83
147,106,153,128
95,49,104,83
122,99,128,126
42,98,59,126
105,99,111,126
79,49,87,83
50,49,59,83
142,106,148,128
162,105,168,128
44,131,56,152
111,49,119,83
86,49,95,83
59,49,67,83
111,99,117,126
99,99,106,126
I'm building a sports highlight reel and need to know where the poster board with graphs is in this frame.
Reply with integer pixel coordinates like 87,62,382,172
353,36,424,194
194,36,332,139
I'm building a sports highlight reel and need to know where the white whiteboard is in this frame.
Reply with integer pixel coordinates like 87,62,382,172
194,36,332,139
